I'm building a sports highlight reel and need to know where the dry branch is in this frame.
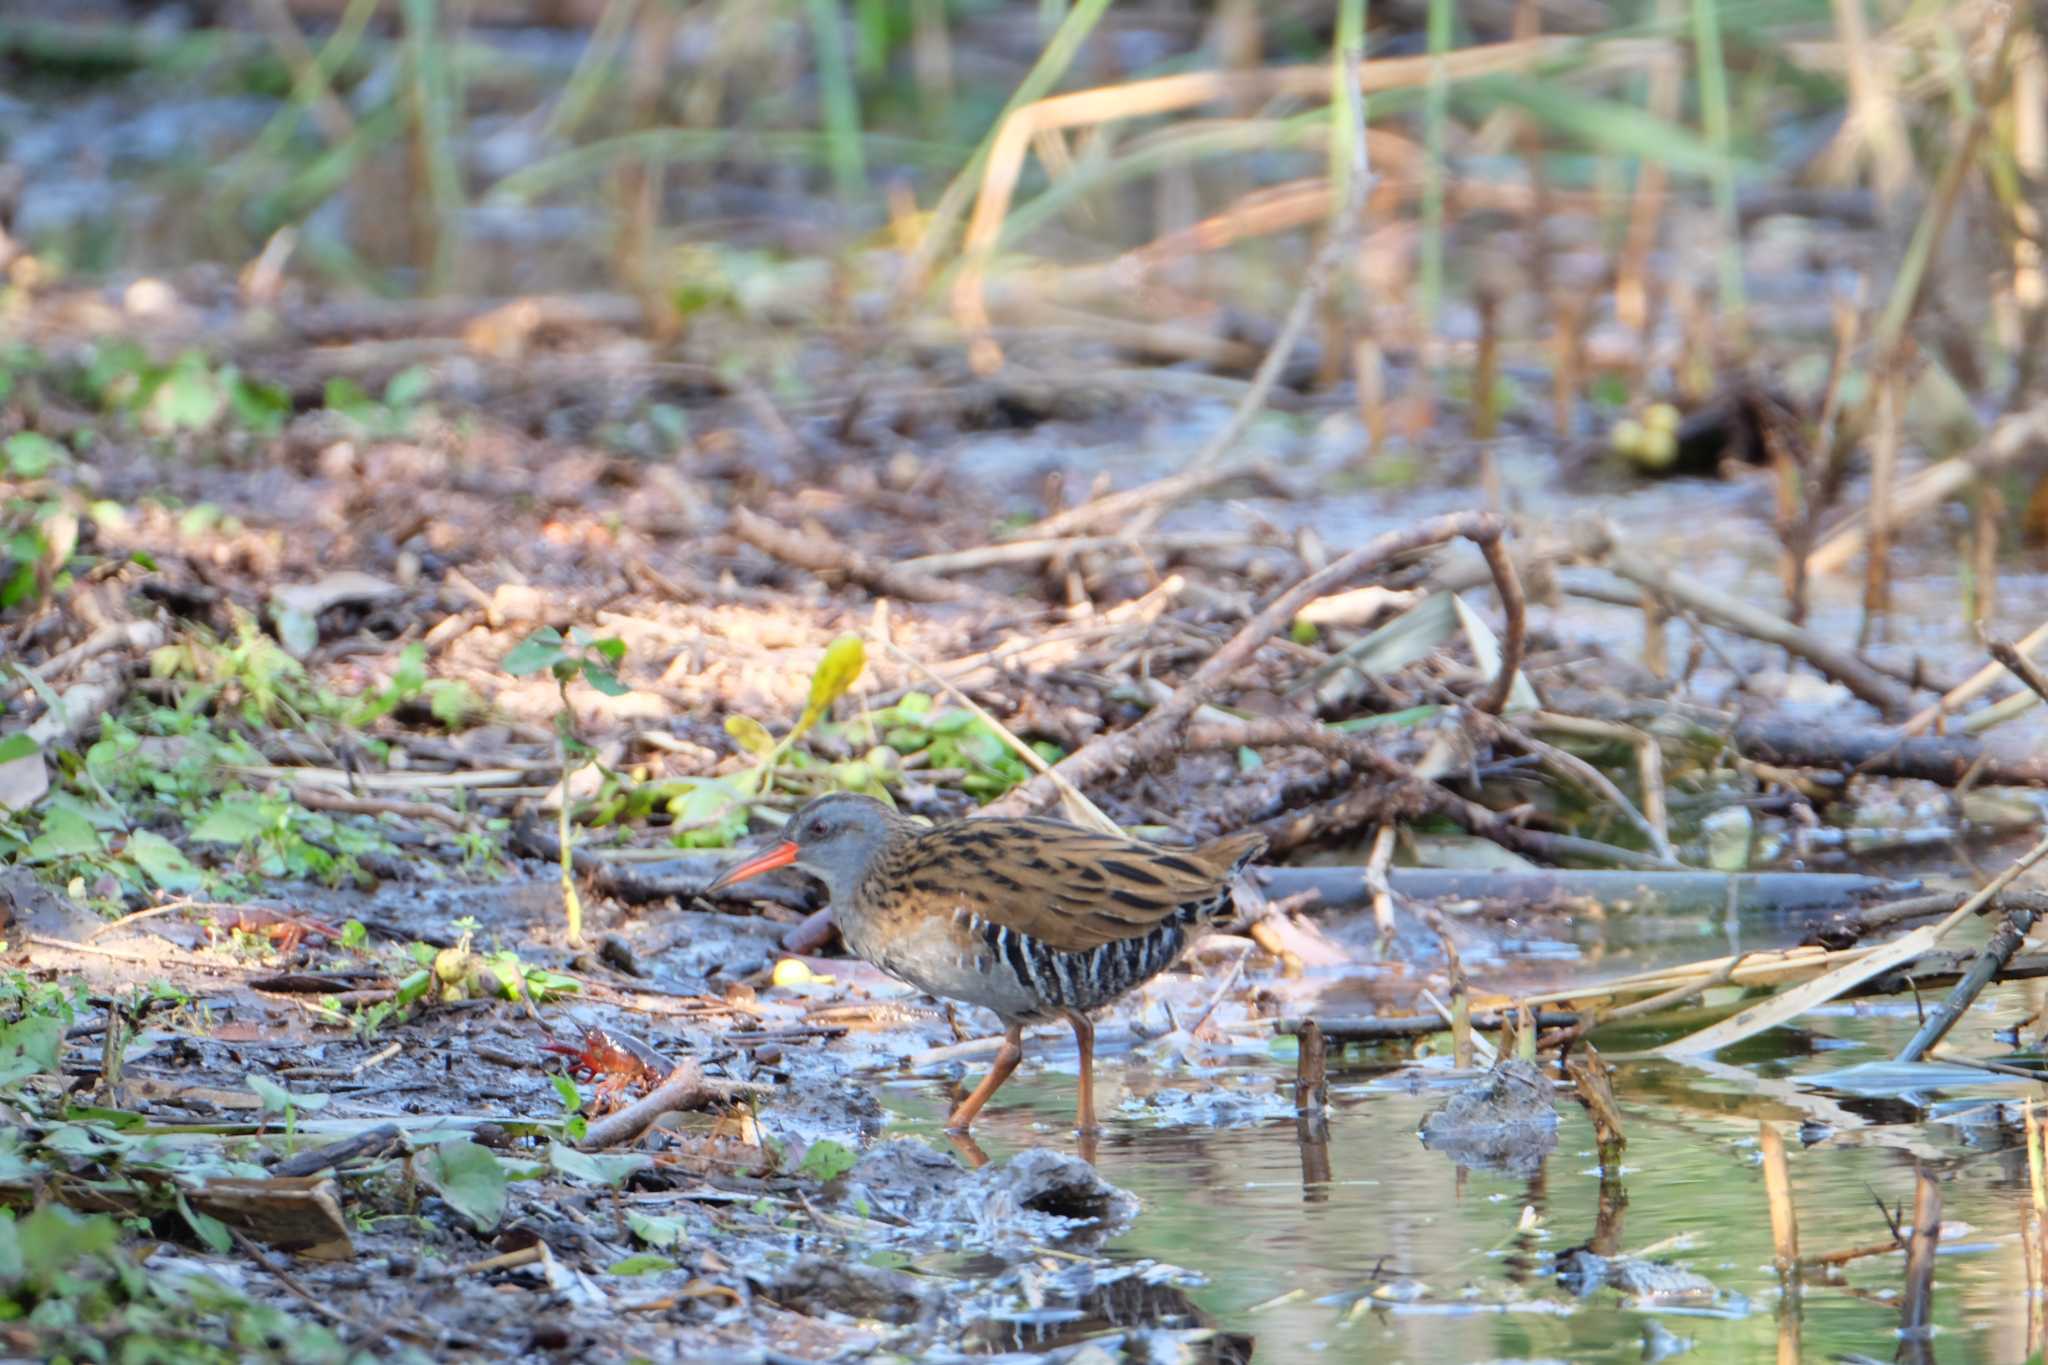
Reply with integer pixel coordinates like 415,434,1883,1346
729,507,997,607
1808,398,2048,577
1600,546,1912,716
578,1059,732,1149
1760,1122,1800,1273
979,512,1520,817
1733,717,2048,786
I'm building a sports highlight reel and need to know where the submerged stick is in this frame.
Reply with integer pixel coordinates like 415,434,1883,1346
1654,829,2048,1055
645,852,1910,920
2027,1102,2048,1356
1894,904,2041,1062
1899,1168,1943,1348
1276,1010,1581,1041
1760,1121,1800,1276
1294,1018,1328,1118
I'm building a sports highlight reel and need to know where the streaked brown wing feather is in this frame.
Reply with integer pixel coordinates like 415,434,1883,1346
878,816,1264,953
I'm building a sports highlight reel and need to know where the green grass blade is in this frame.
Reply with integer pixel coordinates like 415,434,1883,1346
1330,0,1368,206
900,0,1114,293
401,0,465,293
1480,74,1748,179
805,0,868,205
1691,0,1745,320
1421,0,1453,339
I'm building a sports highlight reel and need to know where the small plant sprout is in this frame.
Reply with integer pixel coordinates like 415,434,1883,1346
501,626,630,944
725,632,867,796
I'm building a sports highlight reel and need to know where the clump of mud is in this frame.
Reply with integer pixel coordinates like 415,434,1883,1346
834,1139,1140,1255
1417,1058,1560,1176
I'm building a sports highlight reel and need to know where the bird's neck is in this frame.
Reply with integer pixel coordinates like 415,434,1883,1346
828,867,888,959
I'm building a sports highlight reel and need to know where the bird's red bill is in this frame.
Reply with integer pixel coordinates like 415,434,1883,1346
707,840,798,892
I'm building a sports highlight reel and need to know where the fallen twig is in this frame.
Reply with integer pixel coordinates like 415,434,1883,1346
1733,717,2048,787
1903,617,2048,735
1599,544,1912,716
729,507,999,607
1987,634,2048,710
1274,1010,1580,1041
982,511,1521,816
1478,711,1677,864
228,1224,386,1347
578,1059,729,1149
291,784,469,830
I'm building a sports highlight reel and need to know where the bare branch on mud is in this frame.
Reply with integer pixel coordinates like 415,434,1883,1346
982,511,1520,817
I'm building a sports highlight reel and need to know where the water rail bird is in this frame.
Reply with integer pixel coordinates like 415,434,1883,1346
708,792,1263,1133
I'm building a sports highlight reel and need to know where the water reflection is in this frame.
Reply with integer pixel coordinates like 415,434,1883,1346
886,979,2046,1363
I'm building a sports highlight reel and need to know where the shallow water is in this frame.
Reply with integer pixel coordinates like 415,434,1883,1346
873,966,2048,1362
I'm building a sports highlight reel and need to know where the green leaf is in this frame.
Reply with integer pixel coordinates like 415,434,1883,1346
383,365,432,410
2,432,65,478
547,1142,647,1189
123,830,202,892
176,1192,232,1254
625,1211,689,1249
275,606,319,659
795,1138,858,1182
13,1205,117,1282
0,1013,63,1088
607,1253,678,1275
323,377,376,422
28,807,102,861
188,799,272,845
424,679,480,727
422,1139,507,1233
1482,74,1749,180
664,778,749,849
550,1073,580,1113
723,715,775,756
246,1073,329,1113
501,628,567,676
147,353,227,432
581,665,629,697
226,372,290,436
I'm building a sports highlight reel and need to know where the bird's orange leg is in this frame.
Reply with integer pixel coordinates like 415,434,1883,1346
1066,1010,1098,1134
946,1023,1023,1131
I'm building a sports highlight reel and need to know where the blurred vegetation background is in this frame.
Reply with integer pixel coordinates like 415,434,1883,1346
0,0,2039,468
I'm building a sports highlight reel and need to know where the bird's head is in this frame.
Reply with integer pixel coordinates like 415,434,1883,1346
706,792,907,905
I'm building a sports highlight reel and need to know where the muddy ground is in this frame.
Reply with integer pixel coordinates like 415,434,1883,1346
9,6,2048,1361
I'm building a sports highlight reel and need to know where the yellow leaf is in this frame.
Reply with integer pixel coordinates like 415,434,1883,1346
804,635,866,721
724,715,775,756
